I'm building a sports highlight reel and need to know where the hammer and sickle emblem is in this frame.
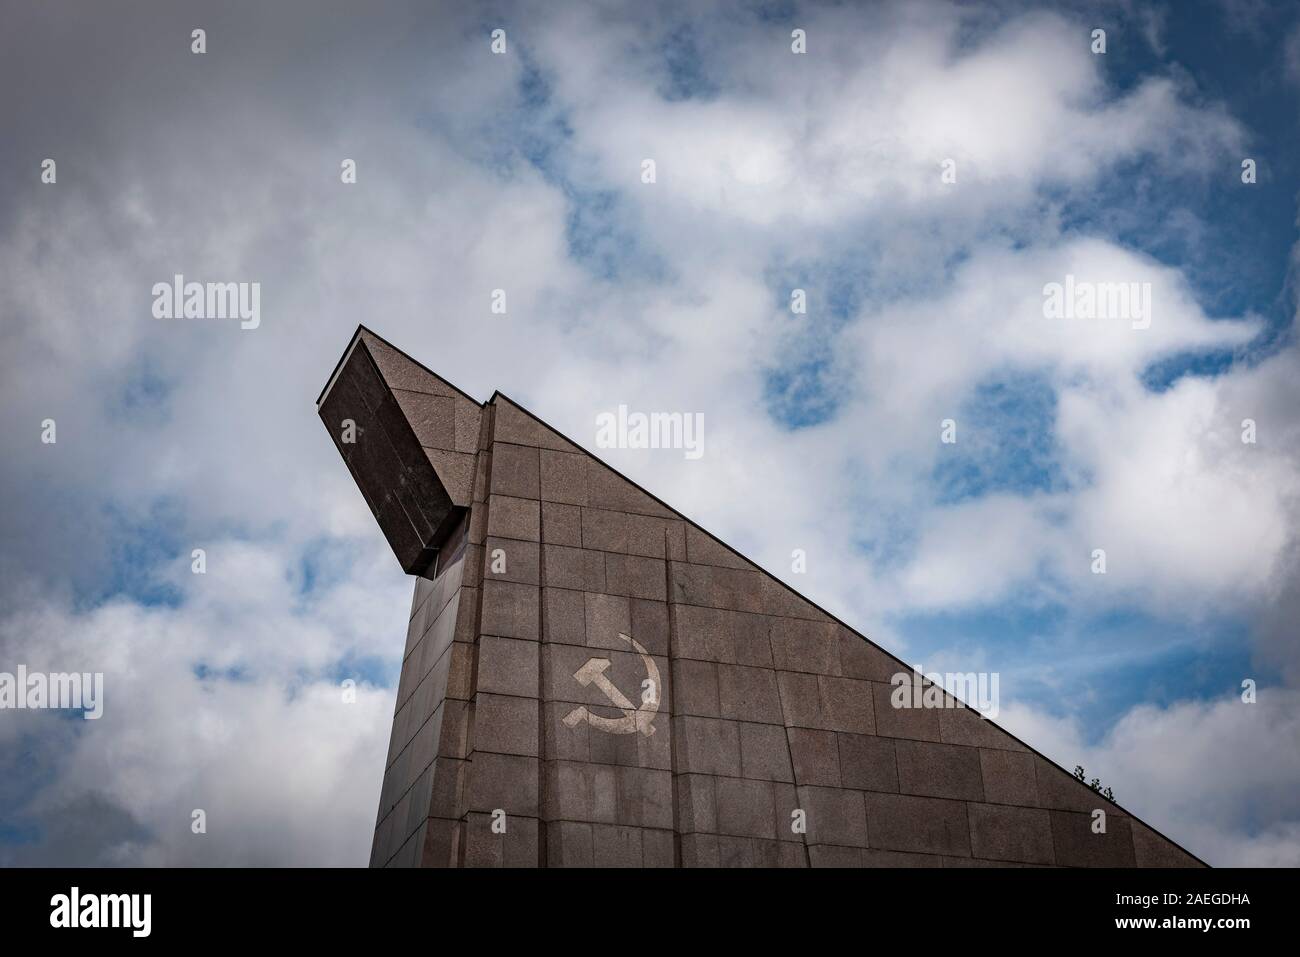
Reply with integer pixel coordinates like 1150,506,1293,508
562,633,660,737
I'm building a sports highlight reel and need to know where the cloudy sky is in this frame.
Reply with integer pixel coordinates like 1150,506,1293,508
1,0,1298,866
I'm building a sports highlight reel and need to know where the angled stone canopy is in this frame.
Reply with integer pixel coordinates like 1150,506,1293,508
317,329,481,574
317,325,1206,869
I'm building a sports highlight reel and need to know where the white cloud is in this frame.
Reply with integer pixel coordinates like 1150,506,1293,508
528,5,1241,229
0,535,405,866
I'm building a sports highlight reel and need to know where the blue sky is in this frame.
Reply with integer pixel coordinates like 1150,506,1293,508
1,0,1299,866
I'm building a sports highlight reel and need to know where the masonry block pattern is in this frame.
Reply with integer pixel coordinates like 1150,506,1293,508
318,327,1205,869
